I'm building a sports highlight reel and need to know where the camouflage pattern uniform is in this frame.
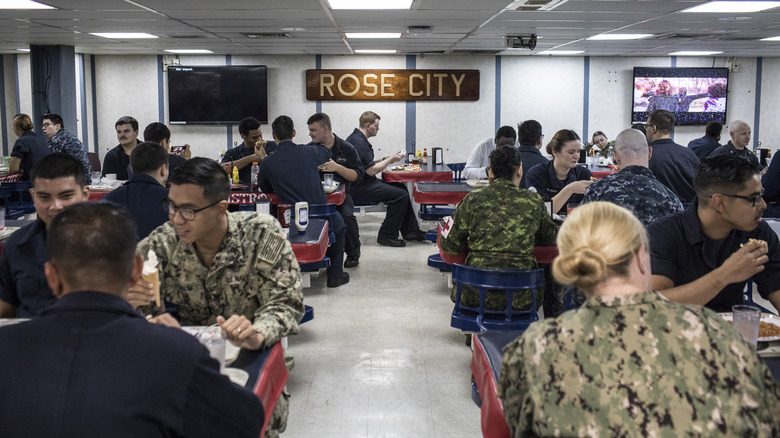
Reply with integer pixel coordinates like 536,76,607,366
498,291,780,437
138,211,304,438
440,178,557,310
581,165,683,226
47,128,92,184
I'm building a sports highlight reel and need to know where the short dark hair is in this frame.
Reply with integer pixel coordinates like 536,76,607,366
47,202,137,288
648,110,674,133
495,125,517,142
31,153,86,188
517,120,543,146
705,121,723,138
168,157,230,203
130,142,169,175
115,116,138,131
143,122,171,144
42,113,64,128
694,154,760,200
307,113,332,130
490,145,522,180
545,129,581,155
239,117,261,136
630,123,647,136
272,115,295,141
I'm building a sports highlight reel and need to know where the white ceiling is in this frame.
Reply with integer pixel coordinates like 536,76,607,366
0,0,779,56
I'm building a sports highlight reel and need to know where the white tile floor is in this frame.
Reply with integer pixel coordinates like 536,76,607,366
285,212,482,438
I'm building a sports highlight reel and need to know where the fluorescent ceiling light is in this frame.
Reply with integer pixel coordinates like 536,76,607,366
587,34,653,40
15,48,30,52
354,49,397,54
0,0,54,9
761,35,780,41
537,50,583,55
669,51,723,56
345,33,402,39
164,49,213,54
682,1,780,13
328,0,412,9
91,32,158,39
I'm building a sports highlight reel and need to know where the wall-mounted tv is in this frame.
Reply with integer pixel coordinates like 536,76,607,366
167,65,268,125
631,67,728,126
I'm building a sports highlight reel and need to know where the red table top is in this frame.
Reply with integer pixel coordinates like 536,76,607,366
382,163,453,183
0,173,22,183
229,185,345,206
289,219,329,264
413,182,477,204
88,189,111,202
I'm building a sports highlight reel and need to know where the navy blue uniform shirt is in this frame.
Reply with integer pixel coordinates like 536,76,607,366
687,135,721,161
222,141,277,185
0,219,54,317
308,135,364,194
11,131,50,180
518,145,550,189
648,200,780,312
525,160,592,214
648,138,700,204
102,173,170,240
257,140,330,205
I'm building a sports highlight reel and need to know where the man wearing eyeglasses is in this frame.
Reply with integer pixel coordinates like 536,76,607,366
133,157,303,438
648,155,780,313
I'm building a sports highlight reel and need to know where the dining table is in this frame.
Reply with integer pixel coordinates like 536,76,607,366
382,162,454,183
583,164,616,179
228,184,345,206
288,219,329,264
412,182,479,205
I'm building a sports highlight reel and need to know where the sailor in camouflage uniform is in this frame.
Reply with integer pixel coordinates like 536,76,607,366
440,146,556,311
582,128,683,226
42,113,92,184
135,158,303,438
499,202,780,437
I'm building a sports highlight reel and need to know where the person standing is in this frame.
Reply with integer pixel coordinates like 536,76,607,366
0,153,90,318
102,116,140,180
41,113,91,184
9,113,49,180
347,111,425,264
646,109,700,203
0,202,264,438
102,142,170,240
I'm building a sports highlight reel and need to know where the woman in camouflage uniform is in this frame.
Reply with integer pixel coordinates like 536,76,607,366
499,202,780,437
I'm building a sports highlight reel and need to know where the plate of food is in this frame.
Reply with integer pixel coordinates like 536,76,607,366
322,180,340,194
720,312,780,342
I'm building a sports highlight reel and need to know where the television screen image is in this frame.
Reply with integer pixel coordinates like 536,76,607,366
631,67,728,126
168,65,268,125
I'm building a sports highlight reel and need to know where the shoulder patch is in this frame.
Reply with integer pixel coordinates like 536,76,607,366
441,216,454,239
257,230,286,265
528,186,537,193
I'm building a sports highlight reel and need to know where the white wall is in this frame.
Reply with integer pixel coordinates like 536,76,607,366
3,53,780,161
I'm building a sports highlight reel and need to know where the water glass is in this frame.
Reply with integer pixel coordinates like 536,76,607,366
732,304,761,350
197,329,227,372
323,173,334,188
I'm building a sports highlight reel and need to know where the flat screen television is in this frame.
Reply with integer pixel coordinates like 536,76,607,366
631,67,728,125
167,65,268,125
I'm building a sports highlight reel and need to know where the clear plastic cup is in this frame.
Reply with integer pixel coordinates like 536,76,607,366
323,173,334,188
732,304,761,350
196,328,227,372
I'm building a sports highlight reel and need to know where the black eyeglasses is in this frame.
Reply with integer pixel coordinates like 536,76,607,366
162,199,221,221
715,189,765,207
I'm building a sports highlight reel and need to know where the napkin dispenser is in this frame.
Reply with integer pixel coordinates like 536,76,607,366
432,147,444,165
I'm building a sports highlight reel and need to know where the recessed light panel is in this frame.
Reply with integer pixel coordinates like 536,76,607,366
354,49,397,54
91,32,158,39
587,34,653,41
345,33,402,39
329,0,412,9
682,1,780,13
164,49,213,54
760,35,780,41
669,51,723,56
0,0,53,9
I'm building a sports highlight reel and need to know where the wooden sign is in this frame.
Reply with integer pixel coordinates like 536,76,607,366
306,69,479,101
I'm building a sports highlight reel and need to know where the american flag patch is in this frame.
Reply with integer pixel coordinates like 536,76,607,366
257,231,285,265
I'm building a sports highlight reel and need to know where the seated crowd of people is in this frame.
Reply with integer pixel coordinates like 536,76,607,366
2,105,780,435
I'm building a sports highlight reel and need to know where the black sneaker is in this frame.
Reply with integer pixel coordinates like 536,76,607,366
344,257,359,268
327,272,350,288
403,230,427,241
377,237,406,247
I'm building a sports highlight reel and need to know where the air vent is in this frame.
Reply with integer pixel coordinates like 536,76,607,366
242,33,292,39
512,0,569,11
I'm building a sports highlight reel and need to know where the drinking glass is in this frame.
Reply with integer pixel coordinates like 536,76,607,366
732,304,761,350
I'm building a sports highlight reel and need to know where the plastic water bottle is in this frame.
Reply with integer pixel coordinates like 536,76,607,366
250,161,259,191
